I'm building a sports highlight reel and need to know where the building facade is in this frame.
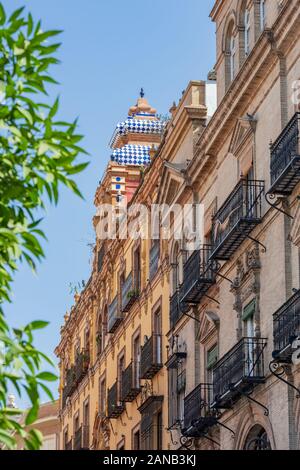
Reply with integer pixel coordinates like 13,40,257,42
56,0,300,451
14,401,60,450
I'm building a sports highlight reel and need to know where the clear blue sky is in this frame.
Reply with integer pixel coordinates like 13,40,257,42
5,0,216,406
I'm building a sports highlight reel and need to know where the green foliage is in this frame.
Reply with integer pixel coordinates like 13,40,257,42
0,3,88,449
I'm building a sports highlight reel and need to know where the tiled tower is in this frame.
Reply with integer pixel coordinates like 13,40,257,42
100,90,165,205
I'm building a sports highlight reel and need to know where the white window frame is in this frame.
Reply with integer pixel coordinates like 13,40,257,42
244,8,251,55
260,0,266,31
230,35,236,81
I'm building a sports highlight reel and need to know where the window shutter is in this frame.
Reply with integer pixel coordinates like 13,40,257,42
242,298,256,322
207,344,218,370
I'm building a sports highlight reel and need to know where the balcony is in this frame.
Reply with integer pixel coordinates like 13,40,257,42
269,112,300,195
273,290,300,362
182,384,217,438
140,335,163,380
74,349,90,385
108,295,122,334
121,361,141,402
180,246,216,307
139,397,163,451
62,366,76,408
169,290,184,330
211,337,267,409
73,425,89,450
149,241,160,280
107,381,125,419
122,272,139,313
211,180,264,260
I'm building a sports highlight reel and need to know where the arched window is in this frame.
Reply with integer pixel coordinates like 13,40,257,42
260,0,266,31
230,34,236,81
225,20,236,88
244,8,251,55
244,425,271,450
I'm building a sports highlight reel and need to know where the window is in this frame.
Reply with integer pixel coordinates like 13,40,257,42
153,307,162,364
168,366,186,428
229,33,236,82
260,0,266,31
118,354,125,404
97,308,108,355
133,335,141,388
84,327,90,353
244,425,271,450
83,399,90,449
171,243,180,294
63,426,68,450
74,340,80,361
206,344,218,384
97,245,105,273
155,412,163,450
133,428,141,450
244,9,251,55
243,299,256,376
74,412,80,432
133,246,141,292
99,376,106,416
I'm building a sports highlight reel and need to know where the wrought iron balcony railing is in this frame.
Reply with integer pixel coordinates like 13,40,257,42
62,366,76,408
169,290,184,330
108,295,122,334
211,180,264,260
180,246,217,307
73,425,89,450
273,289,300,361
182,384,217,438
269,112,300,195
74,349,90,385
211,337,267,409
107,380,125,419
122,272,139,313
121,361,141,402
149,241,160,281
140,334,163,380
141,415,163,451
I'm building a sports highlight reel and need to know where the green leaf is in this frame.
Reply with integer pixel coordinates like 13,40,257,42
25,402,39,426
0,3,6,25
26,320,49,331
27,13,33,36
32,30,62,46
36,371,57,382
66,162,90,175
9,6,25,23
0,430,16,450
49,96,59,118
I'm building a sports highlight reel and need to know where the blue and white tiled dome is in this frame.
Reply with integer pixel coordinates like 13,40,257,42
110,91,165,166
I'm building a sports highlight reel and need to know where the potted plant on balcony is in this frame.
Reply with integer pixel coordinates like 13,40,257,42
127,289,140,300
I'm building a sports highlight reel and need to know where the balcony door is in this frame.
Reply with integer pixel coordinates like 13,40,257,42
118,355,125,405
245,165,255,217
133,246,141,292
133,335,141,389
153,308,162,364
83,399,89,449
243,300,256,376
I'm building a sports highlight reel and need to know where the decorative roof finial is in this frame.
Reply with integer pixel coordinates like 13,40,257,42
140,88,145,98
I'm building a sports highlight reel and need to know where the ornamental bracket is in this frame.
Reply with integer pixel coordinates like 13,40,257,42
265,192,294,219
269,360,300,398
